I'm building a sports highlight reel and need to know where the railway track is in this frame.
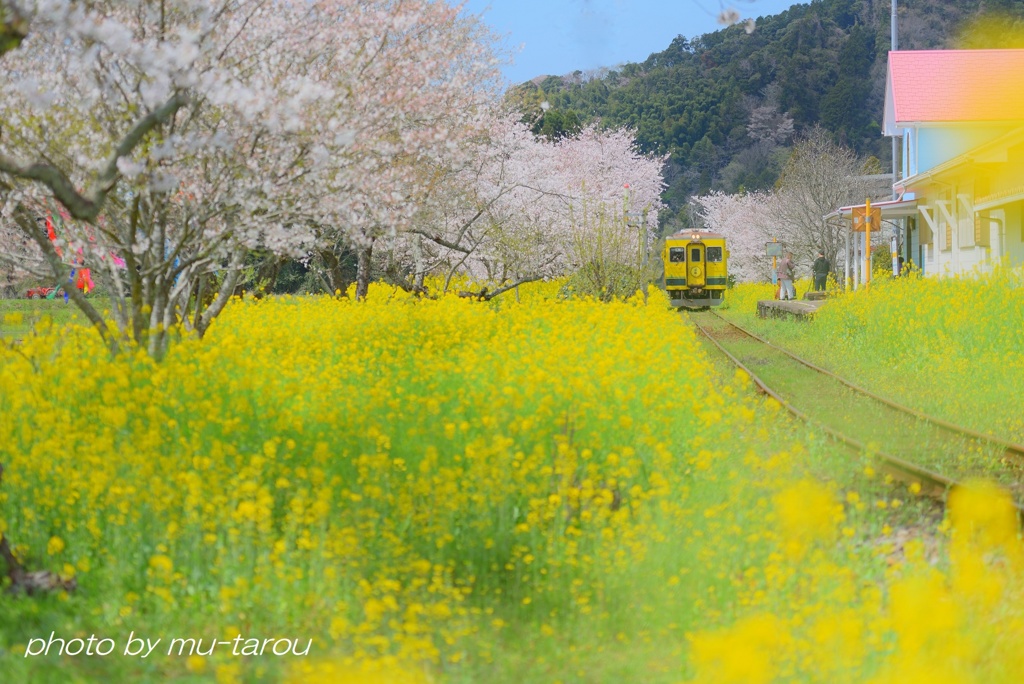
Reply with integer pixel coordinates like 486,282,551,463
687,309,1024,507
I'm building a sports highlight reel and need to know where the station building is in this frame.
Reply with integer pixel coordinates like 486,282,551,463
833,49,1024,279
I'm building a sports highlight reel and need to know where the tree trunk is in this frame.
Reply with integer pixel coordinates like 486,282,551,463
147,278,170,359
355,240,374,301
412,233,426,292
254,256,280,299
192,274,207,329
196,251,246,338
318,248,352,296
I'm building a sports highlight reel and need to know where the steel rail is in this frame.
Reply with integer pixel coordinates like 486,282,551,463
688,313,959,497
708,309,1024,460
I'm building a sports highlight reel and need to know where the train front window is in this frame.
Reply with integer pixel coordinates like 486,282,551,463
706,247,723,262
669,248,686,262
691,248,701,262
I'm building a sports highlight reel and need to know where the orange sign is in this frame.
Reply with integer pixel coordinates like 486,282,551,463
851,206,882,232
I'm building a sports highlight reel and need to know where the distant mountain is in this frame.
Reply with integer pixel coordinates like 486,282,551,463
507,0,1024,228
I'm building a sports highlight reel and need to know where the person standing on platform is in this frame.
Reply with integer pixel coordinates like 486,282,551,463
812,251,830,291
778,251,796,300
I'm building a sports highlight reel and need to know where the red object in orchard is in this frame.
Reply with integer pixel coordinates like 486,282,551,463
25,286,55,299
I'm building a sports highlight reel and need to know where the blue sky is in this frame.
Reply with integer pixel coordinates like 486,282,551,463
463,0,804,85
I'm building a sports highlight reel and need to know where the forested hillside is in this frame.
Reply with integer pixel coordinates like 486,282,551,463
509,0,1024,227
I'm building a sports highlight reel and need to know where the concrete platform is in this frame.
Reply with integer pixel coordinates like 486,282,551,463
757,298,827,320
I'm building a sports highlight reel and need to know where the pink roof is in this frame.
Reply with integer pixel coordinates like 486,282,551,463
887,50,1024,125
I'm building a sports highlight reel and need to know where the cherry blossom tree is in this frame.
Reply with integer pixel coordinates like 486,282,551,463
298,0,504,300
381,115,666,299
555,125,664,298
691,190,776,283
395,114,565,296
0,0,503,355
0,0,208,349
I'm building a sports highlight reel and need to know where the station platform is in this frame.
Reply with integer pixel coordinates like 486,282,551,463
757,296,828,320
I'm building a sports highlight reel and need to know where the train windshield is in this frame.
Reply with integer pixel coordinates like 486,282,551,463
669,247,686,262
706,247,723,262
691,248,701,262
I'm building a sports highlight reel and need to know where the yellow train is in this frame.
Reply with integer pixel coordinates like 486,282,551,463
663,231,729,308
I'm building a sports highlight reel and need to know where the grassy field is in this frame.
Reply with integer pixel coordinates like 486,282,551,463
691,311,1022,489
0,284,1022,682
720,268,1024,442
0,297,93,340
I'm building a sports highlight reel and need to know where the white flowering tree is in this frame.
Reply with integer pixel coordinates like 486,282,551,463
0,0,502,354
301,0,503,300
691,191,776,283
388,115,665,299
369,114,561,297
554,125,665,298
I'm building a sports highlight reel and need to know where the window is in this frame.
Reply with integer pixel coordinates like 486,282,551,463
974,215,991,247
669,247,686,262
691,248,701,262
706,246,723,262
917,217,933,245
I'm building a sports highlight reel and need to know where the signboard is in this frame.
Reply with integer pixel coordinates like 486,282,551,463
765,242,784,257
852,206,882,232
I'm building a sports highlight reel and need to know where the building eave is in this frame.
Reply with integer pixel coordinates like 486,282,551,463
823,198,919,221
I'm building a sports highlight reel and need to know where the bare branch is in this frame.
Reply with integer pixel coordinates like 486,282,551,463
409,228,473,254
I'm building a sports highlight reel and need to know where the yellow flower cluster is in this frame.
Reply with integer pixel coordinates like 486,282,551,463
686,476,1024,684
0,286,772,680
2,282,1023,682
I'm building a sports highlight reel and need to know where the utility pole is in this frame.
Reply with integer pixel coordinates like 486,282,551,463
891,0,903,274
891,0,899,201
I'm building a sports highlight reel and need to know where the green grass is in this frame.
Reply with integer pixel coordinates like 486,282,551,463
0,297,94,340
720,270,1024,443
691,311,1023,490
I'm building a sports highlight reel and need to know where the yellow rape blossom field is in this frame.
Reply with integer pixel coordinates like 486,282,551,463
0,283,1023,683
